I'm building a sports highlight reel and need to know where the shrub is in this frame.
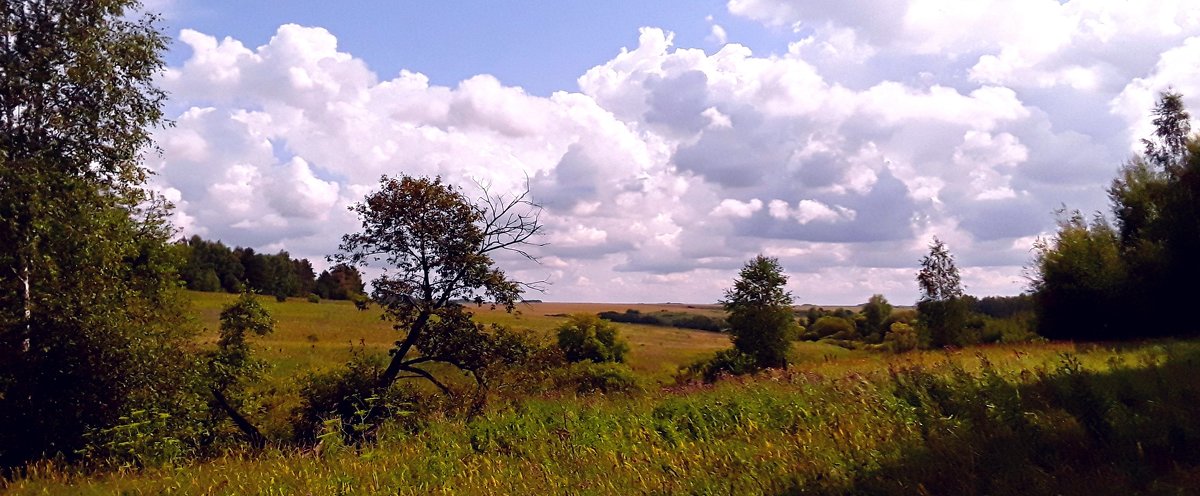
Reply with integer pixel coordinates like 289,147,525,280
306,294,320,303
981,313,1041,344
883,309,918,329
556,314,629,363
555,362,642,395
884,322,918,353
293,350,425,443
679,348,759,383
810,316,857,340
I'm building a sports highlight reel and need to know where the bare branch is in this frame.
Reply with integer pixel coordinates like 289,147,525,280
398,365,451,394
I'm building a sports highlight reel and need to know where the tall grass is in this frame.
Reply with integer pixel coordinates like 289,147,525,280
8,340,1200,494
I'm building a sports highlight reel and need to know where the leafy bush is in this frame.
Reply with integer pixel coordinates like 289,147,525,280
980,313,1040,344
679,349,759,383
883,309,918,329
294,350,423,443
307,294,320,303
556,314,629,363
555,362,642,395
808,316,857,340
884,322,918,353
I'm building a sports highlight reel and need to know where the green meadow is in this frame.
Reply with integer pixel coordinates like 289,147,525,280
7,292,1200,495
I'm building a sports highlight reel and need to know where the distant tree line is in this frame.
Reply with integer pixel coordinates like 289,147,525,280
596,309,726,332
177,235,365,301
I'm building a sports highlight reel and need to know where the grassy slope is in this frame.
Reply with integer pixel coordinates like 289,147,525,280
188,292,735,381
11,292,1200,494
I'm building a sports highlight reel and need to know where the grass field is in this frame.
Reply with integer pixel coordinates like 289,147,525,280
188,292,735,381
8,292,1200,494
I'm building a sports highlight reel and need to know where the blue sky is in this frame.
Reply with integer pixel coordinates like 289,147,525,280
160,1,792,96
148,0,1200,303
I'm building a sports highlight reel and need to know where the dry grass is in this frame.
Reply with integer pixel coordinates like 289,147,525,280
187,293,732,382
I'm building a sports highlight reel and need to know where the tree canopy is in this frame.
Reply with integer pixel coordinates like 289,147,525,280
722,255,795,370
0,0,202,467
917,237,969,347
334,175,543,418
1033,91,1200,339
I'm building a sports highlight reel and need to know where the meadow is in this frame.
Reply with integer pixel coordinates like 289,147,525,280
7,292,1200,494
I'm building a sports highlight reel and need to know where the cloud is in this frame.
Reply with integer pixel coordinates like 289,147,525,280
154,6,1200,303
712,198,764,218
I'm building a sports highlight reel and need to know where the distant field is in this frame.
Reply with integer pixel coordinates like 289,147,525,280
187,292,734,381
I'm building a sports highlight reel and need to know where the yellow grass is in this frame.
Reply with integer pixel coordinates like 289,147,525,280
187,293,732,382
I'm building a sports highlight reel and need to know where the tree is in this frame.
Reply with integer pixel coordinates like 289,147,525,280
334,175,543,419
556,313,629,363
860,294,893,338
917,237,968,347
1142,91,1191,176
178,236,244,293
722,255,795,370
0,1,203,467
206,292,274,448
315,263,366,300
292,258,317,297
1033,91,1199,339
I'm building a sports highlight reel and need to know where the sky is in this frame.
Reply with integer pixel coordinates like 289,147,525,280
144,0,1200,304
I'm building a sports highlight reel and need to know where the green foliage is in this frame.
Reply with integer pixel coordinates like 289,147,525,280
333,175,542,412
0,0,209,468
307,294,321,303
315,263,366,301
679,348,759,383
722,255,795,370
807,316,857,340
294,349,423,443
884,323,918,353
178,236,244,293
860,294,893,337
556,362,642,395
178,236,318,298
203,293,276,448
556,313,629,363
917,237,964,302
209,293,275,391
1034,92,1200,339
597,309,725,332
78,409,189,469
916,237,969,347
969,294,1035,319
1031,211,1126,340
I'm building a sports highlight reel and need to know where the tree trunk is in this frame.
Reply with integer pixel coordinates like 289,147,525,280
19,254,31,352
378,309,430,389
212,388,266,449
